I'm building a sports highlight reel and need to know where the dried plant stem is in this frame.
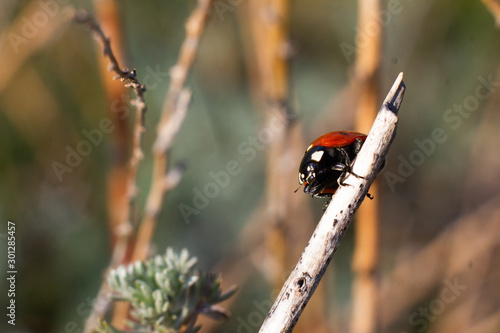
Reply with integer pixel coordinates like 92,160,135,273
74,12,147,239
244,1,327,331
88,0,135,270
245,0,290,286
75,10,148,333
351,0,383,332
131,89,191,262
130,0,214,263
258,73,405,333
111,1,214,327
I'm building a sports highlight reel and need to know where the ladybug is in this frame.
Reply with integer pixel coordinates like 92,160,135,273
298,131,367,198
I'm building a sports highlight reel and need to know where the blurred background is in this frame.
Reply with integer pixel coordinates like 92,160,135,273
1,0,500,332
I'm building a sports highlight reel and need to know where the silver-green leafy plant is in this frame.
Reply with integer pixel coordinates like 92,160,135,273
95,248,237,333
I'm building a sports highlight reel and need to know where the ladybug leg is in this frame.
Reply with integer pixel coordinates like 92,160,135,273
348,170,365,180
331,147,350,172
341,145,367,179
346,138,367,179
335,147,366,187
353,137,364,154
331,148,351,188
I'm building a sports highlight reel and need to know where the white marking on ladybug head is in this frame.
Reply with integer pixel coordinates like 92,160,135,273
299,173,305,184
310,150,324,162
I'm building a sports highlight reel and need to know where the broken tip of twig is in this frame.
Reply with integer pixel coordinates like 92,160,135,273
385,72,405,114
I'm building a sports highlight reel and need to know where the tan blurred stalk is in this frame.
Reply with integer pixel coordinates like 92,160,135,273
88,0,138,270
73,2,147,329
248,0,290,290
236,1,327,332
482,0,500,26
351,0,382,332
0,2,71,151
87,0,137,329
0,2,72,94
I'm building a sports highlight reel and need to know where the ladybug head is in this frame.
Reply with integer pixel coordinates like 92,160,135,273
298,146,331,195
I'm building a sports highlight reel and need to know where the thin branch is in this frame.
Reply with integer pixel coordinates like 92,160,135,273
258,73,406,333
131,0,214,262
74,11,146,96
74,10,148,332
74,10,147,242
153,88,192,154
111,1,214,326
131,89,191,261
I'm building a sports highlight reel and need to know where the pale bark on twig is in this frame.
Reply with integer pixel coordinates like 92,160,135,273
258,73,405,333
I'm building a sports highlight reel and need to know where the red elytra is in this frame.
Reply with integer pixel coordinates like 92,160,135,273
309,131,367,149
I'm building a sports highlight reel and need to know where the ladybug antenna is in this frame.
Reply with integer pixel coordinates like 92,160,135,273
294,185,301,193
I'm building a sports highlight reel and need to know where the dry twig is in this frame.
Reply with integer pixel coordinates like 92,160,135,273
258,73,405,333
74,10,147,242
130,0,215,263
90,0,133,263
74,10,148,332
105,0,214,326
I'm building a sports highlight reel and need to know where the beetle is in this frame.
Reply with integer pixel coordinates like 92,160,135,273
298,131,367,198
